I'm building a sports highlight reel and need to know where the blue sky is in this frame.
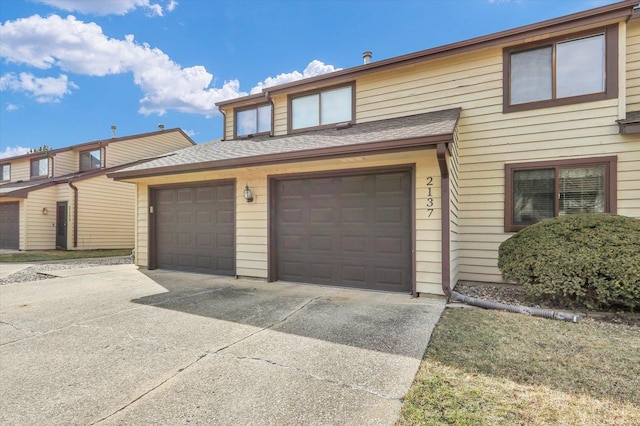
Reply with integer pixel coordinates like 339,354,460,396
0,0,622,157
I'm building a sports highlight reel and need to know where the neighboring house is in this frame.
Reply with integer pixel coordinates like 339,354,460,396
110,1,640,297
0,128,195,251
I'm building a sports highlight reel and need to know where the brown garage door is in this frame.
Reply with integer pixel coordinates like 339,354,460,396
274,170,412,292
0,202,19,250
153,182,235,275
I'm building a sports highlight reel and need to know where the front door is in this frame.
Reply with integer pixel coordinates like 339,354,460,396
56,202,68,249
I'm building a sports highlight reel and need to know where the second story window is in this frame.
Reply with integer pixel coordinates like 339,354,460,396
30,158,49,178
235,104,272,137
0,164,9,182
80,149,101,170
290,84,353,132
504,25,617,112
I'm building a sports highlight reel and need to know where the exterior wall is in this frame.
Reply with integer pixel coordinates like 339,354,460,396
53,151,77,176
272,93,288,136
130,149,445,295
73,176,135,249
23,186,59,250
7,158,31,182
106,132,191,167
627,18,640,112
341,23,639,283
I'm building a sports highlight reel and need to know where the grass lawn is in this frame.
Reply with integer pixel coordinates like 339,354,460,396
0,249,132,263
399,308,640,425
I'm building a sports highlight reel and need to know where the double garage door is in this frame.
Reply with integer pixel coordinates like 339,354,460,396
153,169,412,292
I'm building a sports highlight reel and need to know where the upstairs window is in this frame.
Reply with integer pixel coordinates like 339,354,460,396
0,164,9,181
235,104,272,137
505,157,616,232
504,25,617,112
30,158,49,178
289,84,354,132
80,149,101,170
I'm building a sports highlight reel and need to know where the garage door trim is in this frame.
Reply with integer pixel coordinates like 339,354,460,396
148,179,236,273
268,164,416,294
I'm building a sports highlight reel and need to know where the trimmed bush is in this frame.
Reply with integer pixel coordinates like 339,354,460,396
498,214,640,310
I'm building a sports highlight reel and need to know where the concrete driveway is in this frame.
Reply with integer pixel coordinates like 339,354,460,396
0,264,445,425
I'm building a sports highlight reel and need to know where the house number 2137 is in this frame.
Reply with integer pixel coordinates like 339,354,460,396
426,177,434,217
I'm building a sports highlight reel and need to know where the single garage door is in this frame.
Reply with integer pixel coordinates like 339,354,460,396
154,182,235,275
0,202,19,250
274,170,412,292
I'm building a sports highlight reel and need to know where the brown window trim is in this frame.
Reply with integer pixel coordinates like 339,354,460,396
504,156,617,232
233,102,273,139
287,82,355,134
0,163,10,182
503,24,618,113
79,148,102,171
30,157,49,179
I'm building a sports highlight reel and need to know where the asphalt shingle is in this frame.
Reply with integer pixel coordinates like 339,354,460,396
111,108,461,177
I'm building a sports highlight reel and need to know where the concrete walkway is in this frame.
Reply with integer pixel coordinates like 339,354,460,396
0,262,34,279
0,265,445,425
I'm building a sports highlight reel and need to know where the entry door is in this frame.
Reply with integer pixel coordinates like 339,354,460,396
56,202,68,249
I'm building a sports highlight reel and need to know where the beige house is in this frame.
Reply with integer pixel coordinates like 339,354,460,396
110,1,640,296
0,128,195,251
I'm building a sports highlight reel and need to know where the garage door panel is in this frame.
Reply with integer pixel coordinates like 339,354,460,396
155,183,235,276
275,170,412,292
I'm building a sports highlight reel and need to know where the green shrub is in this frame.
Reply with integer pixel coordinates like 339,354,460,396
498,214,640,310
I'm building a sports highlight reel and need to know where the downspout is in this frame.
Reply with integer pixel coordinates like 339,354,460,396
68,178,78,248
449,291,579,322
218,106,227,141
436,143,451,296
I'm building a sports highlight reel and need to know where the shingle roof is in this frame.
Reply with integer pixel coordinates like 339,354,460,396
110,108,461,179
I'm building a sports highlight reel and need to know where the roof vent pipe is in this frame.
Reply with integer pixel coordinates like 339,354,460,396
111,125,116,138
158,124,165,131
362,51,372,64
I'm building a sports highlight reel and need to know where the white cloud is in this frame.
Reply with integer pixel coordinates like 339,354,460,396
0,72,78,103
0,14,337,116
0,145,31,159
167,1,178,12
34,0,170,17
250,60,340,94
6,103,22,111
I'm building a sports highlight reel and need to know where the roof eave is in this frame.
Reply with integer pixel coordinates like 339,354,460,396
0,128,196,163
110,133,454,181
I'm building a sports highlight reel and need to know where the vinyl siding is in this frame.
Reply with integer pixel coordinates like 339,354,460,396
8,158,31,182
345,22,638,283
53,151,77,176
132,149,445,295
627,18,640,112
24,186,59,250
106,132,192,167
73,176,135,249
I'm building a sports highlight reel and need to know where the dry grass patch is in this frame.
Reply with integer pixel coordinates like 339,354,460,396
399,308,640,425
0,249,132,262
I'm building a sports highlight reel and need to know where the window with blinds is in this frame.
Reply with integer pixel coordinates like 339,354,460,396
505,157,615,232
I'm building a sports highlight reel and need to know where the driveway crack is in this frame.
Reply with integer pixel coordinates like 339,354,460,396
91,353,208,424
232,354,401,401
213,295,322,354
